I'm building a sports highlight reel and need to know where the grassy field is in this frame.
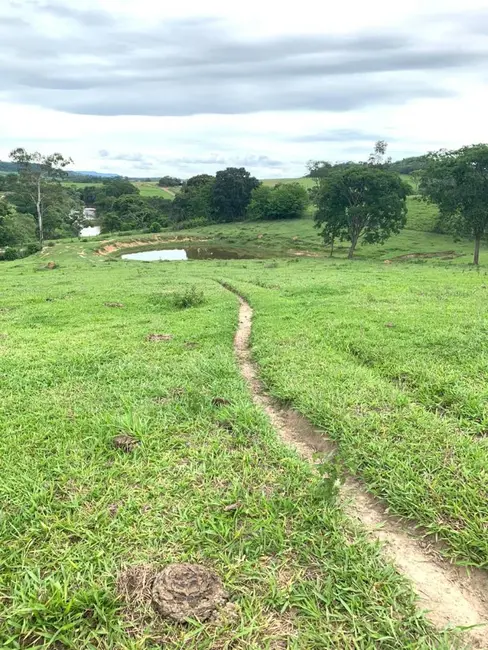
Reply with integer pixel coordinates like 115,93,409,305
133,182,175,200
0,247,456,648
261,177,316,190
62,181,175,201
225,261,488,567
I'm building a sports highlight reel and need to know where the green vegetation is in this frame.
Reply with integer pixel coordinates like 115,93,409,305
0,246,452,648
421,144,488,264
262,176,316,189
314,165,410,258
248,182,308,220
226,259,488,568
134,181,175,199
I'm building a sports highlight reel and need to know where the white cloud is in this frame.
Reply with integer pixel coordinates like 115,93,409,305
0,0,487,178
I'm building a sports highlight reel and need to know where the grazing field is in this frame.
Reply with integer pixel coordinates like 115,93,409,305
133,181,175,199
80,201,474,264
226,260,488,567
0,248,454,649
262,177,316,189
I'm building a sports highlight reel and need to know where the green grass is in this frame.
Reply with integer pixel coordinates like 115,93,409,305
0,251,452,648
62,181,175,201
133,181,175,200
225,261,488,567
262,177,316,189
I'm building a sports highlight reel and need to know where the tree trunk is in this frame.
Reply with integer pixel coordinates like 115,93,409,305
329,238,335,257
473,235,481,265
348,237,358,259
36,178,43,247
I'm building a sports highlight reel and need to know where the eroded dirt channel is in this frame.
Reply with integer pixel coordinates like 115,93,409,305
226,286,488,649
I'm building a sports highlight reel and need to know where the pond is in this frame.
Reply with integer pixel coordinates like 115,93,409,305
121,247,256,261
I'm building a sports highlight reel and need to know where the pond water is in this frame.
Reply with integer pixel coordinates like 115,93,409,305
121,247,256,261
80,226,101,237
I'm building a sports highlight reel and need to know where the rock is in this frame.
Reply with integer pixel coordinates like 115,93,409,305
152,563,228,622
46,261,57,269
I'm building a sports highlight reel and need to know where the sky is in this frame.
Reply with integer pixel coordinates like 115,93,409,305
1,0,488,179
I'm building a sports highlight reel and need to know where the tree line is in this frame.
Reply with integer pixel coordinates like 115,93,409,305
82,168,308,233
2,143,488,265
311,141,488,264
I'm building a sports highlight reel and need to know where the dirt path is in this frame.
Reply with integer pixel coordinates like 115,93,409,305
228,287,488,649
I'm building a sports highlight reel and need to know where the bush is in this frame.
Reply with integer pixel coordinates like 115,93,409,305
248,183,308,220
149,221,163,233
26,242,41,256
172,217,209,231
172,285,206,309
4,247,19,260
47,241,55,247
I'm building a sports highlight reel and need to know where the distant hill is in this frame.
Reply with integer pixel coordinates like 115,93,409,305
72,171,120,178
0,160,120,179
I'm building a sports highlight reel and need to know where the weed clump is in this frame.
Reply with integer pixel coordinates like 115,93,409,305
172,285,205,309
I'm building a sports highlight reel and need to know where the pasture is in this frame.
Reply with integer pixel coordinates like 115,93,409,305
0,213,486,648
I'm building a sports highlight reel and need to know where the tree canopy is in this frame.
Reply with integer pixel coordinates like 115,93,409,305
248,183,308,220
420,144,488,265
9,148,74,245
314,166,409,258
212,167,260,222
158,176,182,187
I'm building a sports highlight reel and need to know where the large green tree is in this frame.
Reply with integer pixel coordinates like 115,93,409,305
420,144,488,265
248,182,308,220
314,166,409,259
9,148,73,245
171,174,215,224
0,199,36,247
212,167,259,222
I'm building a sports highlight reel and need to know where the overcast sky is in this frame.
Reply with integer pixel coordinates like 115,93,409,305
1,0,487,178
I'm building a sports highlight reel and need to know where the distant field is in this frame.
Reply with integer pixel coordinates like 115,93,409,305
262,177,315,189
133,181,175,200
62,180,175,200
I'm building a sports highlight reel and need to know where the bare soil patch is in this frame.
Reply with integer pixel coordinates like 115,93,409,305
113,434,140,452
147,334,173,342
392,250,460,261
95,237,209,256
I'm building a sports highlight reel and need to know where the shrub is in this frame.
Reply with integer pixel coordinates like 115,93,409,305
47,241,55,247
172,285,206,309
149,221,162,233
4,247,19,260
26,242,42,256
172,217,209,231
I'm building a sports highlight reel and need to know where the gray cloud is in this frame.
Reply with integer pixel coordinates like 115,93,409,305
1,2,486,117
289,129,395,143
100,151,284,172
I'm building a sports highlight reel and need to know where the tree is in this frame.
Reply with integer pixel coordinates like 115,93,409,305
248,183,308,220
410,170,423,194
171,175,215,224
212,167,260,222
9,148,73,245
0,199,36,247
420,144,488,265
102,178,139,198
158,176,182,187
314,166,409,259
368,140,392,167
